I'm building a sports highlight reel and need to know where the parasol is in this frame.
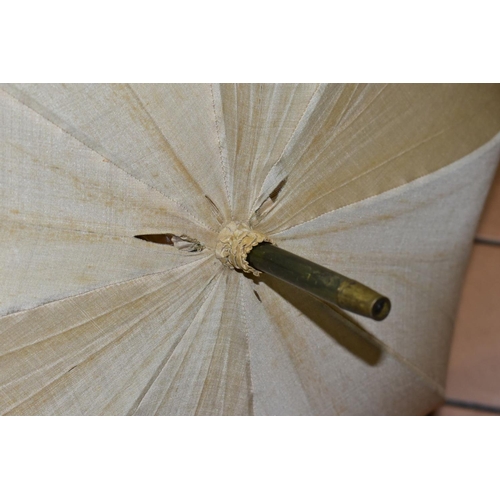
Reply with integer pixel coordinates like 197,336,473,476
1,83,499,415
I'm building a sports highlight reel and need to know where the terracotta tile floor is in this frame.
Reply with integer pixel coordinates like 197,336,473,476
435,165,500,416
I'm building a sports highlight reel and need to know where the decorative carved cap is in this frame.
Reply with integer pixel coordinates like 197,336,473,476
215,222,272,276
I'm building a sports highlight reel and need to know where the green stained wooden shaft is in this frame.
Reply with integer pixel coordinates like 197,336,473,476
247,243,391,321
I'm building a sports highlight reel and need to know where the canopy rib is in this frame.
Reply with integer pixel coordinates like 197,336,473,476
0,86,215,233
3,83,499,415
239,280,256,416
310,295,445,396
271,129,500,237
193,273,230,415
210,83,233,219
0,218,125,239
0,254,210,323
241,278,330,415
375,339,445,396
145,273,228,415
1,258,219,415
329,84,389,139
191,271,253,416
271,125,451,235
250,83,324,218
0,259,206,357
128,272,222,415
126,84,218,229
329,84,361,133
2,276,185,415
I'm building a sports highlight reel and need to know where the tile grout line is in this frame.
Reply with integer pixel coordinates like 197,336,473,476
474,237,500,247
444,398,500,415
440,236,500,415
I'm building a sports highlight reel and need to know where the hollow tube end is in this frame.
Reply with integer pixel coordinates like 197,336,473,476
371,297,391,321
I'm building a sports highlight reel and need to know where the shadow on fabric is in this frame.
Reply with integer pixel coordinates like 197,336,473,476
251,272,385,366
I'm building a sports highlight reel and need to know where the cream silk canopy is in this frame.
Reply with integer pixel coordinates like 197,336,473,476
1,84,500,415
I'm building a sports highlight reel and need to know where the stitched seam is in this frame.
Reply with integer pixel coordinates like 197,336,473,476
125,84,217,232
289,87,388,190
247,84,265,212
164,273,223,415
193,272,228,415
1,219,114,239
1,86,213,232
0,254,212,321
248,85,294,208
257,85,389,227
3,283,177,415
271,84,323,170
129,271,221,416
332,84,389,139
210,83,232,219
240,280,255,416
1,271,178,358
382,343,445,396
270,127,457,236
253,83,323,207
